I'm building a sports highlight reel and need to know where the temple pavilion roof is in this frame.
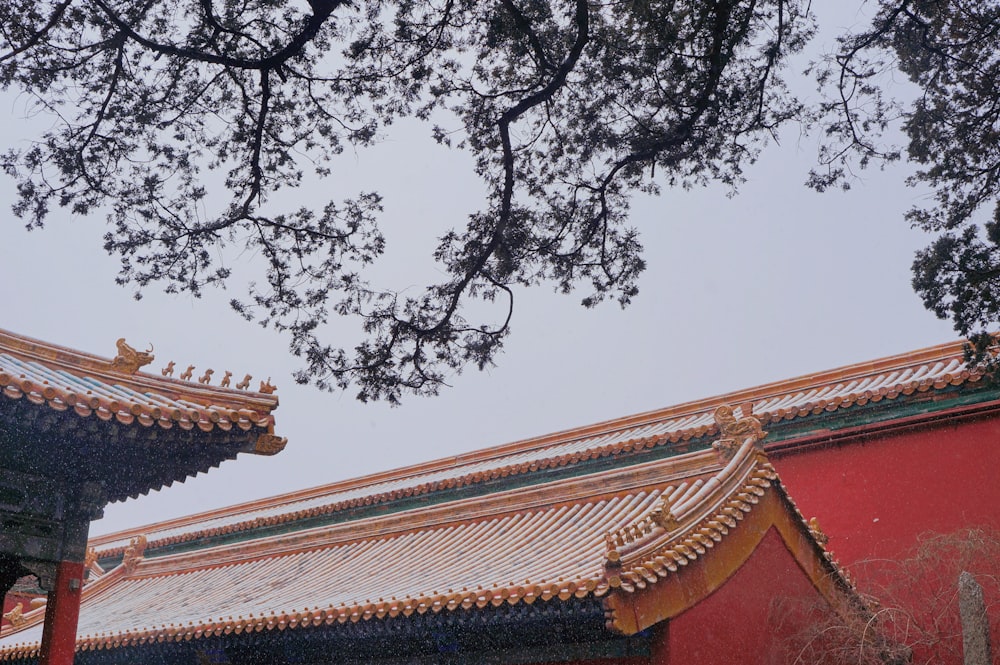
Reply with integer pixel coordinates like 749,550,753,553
0,328,285,502
0,337,990,662
0,432,854,662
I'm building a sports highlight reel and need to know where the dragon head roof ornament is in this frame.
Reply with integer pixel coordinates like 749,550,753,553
712,403,767,460
110,339,155,374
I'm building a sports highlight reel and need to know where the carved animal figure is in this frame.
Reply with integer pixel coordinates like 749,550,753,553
2,603,25,627
220,371,233,388
236,374,252,390
259,378,277,394
198,369,214,384
110,338,155,374
161,361,175,377
179,365,195,381
122,535,148,574
808,517,829,545
714,404,766,443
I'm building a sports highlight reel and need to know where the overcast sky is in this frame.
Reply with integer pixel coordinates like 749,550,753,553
0,2,958,536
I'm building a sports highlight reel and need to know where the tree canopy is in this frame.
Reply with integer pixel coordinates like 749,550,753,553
0,0,997,401
809,0,1000,367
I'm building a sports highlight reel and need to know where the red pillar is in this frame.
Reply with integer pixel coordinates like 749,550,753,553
38,560,85,665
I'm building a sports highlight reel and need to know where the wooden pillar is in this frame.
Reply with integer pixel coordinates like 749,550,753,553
38,560,85,665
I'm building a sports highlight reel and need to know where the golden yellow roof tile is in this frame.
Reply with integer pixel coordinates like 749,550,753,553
89,338,984,556
0,327,284,449
0,409,856,659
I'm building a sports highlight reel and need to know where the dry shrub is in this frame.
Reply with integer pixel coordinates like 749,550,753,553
780,528,1000,664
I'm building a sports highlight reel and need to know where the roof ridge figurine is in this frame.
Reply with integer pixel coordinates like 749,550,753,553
110,339,154,375
712,403,766,460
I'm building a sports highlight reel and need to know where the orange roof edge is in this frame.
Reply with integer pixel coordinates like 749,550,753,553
90,337,972,548
604,439,860,635
0,327,280,408
14,439,862,658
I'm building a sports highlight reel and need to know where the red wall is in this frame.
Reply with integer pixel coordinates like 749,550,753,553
541,529,831,665
772,414,1000,662
653,527,827,665
773,416,1000,568
513,414,1000,665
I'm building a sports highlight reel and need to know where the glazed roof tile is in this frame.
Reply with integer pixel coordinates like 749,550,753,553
0,480,664,654
0,328,286,501
90,339,983,556
0,434,850,658
0,329,280,435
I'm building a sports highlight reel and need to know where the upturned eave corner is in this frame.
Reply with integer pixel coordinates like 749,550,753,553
599,404,860,636
254,432,289,456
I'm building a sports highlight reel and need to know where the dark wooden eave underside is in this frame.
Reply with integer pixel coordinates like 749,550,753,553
0,598,626,665
0,399,266,503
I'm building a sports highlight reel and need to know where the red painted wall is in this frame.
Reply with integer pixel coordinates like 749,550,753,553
651,527,828,665
772,414,1000,662
534,414,1000,665
773,416,1000,569
539,528,829,665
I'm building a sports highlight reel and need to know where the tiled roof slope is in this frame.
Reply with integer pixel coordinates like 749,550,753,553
0,434,855,659
90,338,989,557
0,328,281,438
0,328,286,501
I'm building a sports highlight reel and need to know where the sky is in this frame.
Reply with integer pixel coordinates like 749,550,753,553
0,3,958,537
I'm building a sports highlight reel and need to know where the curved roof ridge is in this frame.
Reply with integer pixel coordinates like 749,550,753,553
0,328,279,407
0,328,286,502
90,337,980,556
601,436,859,634
0,328,281,438
121,451,722,576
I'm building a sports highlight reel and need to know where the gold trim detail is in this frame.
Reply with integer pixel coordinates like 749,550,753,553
808,516,829,546
601,423,858,634
712,403,766,460
122,535,148,574
602,413,792,594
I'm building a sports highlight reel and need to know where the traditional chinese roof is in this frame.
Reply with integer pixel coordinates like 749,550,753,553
5,339,975,662
0,328,286,502
90,337,992,559
0,430,856,662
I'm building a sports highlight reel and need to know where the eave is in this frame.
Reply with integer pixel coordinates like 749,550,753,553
602,439,856,634
0,328,286,502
